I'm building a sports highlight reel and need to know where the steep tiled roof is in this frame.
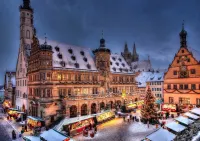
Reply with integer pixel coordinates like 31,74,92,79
131,60,152,72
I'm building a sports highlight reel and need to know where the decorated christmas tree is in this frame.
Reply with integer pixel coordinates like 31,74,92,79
141,86,158,124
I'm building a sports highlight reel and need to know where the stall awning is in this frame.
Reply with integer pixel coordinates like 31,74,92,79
146,128,176,141
27,116,44,121
9,108,18,111
23,136,40,141
184,112,199,120
175,116,194,125
190,108,200,115
165,121,186,133
40,129,69,141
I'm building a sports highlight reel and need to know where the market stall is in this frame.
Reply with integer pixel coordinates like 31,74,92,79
174,116,194,126
184,112,199,120
55,115,95,137
126,100,144,111
190,108,200,116
40,129,71,141
27,116,45,130
165,121,186,135
3,99,11,110
162,104,176,112
145,128,176,141
95,110,115,124
8,108,19,118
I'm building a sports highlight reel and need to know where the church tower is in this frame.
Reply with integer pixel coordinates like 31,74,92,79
16,0,34,112
132,43,139,62
121,42,132,65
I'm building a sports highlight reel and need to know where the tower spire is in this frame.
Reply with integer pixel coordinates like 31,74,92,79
44,33,47,45
20,0,33,11
100,30,105,48
124,42,129,52
132,42,139,62
179,20,187,48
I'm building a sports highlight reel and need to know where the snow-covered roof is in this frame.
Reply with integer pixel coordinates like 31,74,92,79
40,129,69,141
190,108,200,115
55,115,95,132
184,112,199,120
146,72,164,82
188,47,200,61
23,136,40,141
165,121,186,133
175,116,194,125
39,39,97,72
146,128,176,141
110,54,133,74
131,60,151,72
135,72,152,87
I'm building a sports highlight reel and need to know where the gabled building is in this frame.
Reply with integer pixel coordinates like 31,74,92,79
164,24,200,106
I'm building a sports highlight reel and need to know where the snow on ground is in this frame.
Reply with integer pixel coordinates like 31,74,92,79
73,118,158,141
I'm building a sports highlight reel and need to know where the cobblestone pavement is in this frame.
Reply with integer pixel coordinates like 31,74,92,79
73,118,158,141
0,117,12,141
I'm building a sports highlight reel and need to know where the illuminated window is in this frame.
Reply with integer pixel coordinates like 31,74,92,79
57,73,62,80
184,84,188,90
179,84,183,90
173,85,177,89
169,97,174,103
167,84,171,89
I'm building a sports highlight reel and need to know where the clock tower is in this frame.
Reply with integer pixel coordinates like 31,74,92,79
16,0,34,112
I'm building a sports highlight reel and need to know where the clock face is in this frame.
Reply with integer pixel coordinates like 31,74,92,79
180,65,188,78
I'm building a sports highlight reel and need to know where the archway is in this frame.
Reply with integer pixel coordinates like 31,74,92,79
135,98,138,102
116,100,122,108
91,103,97,114
100,102,105,110
81,104,87,116
70,105,77,118
109,101,114,109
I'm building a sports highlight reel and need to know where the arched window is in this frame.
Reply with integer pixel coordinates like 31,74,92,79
26,30,30,39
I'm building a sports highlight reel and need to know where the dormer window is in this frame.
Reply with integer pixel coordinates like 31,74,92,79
80,51,85,56
110,61,112,65
173,70,177,75
68,49,73,54
83,57,88,62
87,64,91,69
116,62,119,66
60,61,66,67
74,63,79,68
58,53,62,59
112,67,116,71
182,50,184,53
122,63,125,67
124,69,128,72
71,55,76,61
191,69,196,74
55,46,60,52
112,57,116,61
118,58,122,62
119,68,122,72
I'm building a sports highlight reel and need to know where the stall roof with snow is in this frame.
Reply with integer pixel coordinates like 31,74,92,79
40,129,70,141
27,116,44,121
55,115,95,132
165,121,186,133
184,112,199,120
190,108,200,115
175,116,194,125
23,136,40,141
146,128,176,141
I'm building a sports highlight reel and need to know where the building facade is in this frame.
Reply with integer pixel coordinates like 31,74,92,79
146,71,164,105
3,72,16,108
27,33,139,125
15,0,34,112
164,25,200,105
